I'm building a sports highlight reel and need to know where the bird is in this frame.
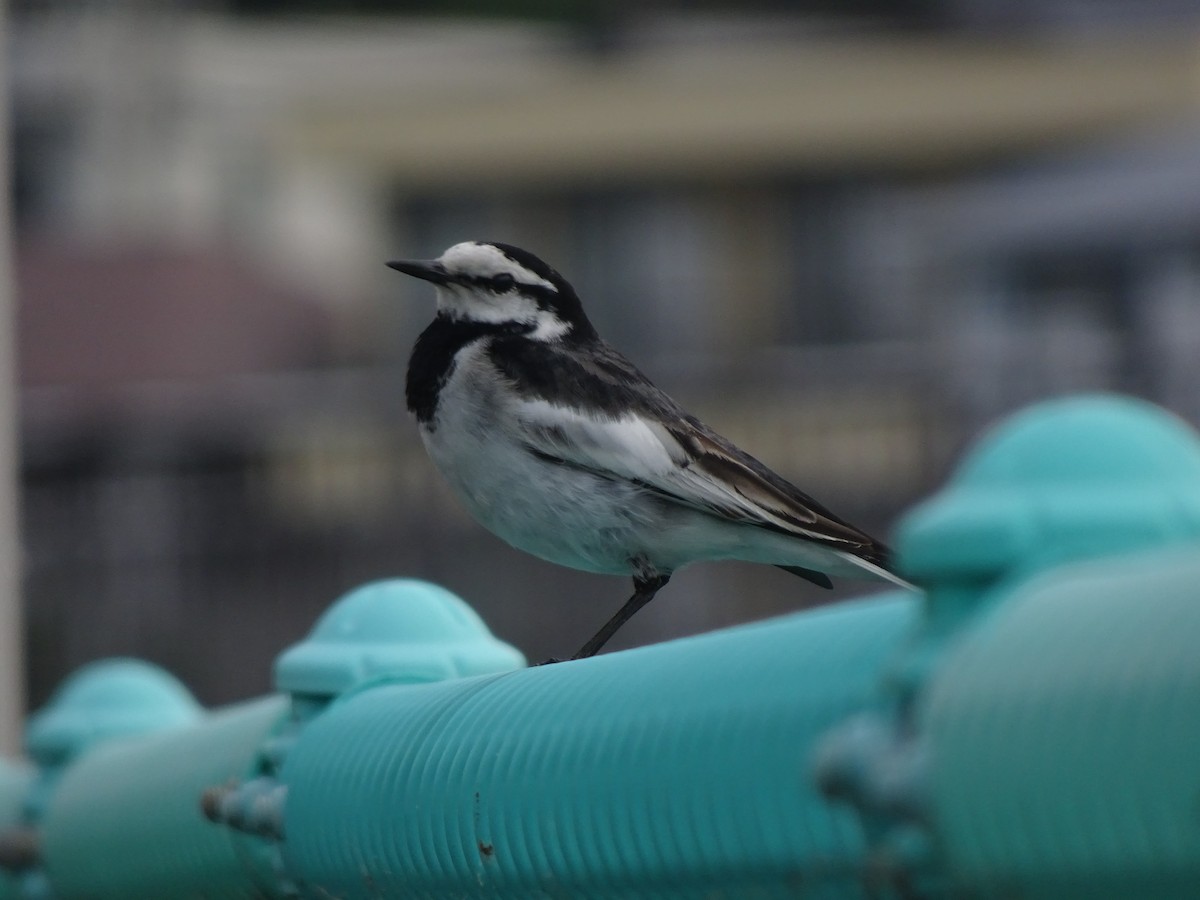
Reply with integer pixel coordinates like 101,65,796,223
389,241,911,661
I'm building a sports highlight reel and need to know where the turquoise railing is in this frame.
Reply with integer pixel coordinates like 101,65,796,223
0,394,1196,898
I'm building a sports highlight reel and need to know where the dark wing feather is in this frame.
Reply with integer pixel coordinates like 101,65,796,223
776,565,835,589
492,337,892,568
665,419,893,567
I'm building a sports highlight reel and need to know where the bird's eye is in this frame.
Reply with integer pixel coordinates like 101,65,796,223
492,273,515,292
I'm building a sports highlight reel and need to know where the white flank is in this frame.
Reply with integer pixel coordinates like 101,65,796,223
516,400,679,481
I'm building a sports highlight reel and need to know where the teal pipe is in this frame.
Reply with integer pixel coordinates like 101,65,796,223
279,593,917,899
816,395,1200,897
903,396,1200,897
920,543,1200,899
26,579,525,900
39,696,288,899
15,659,208,900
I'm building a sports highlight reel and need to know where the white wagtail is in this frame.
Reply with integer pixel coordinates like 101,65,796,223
389,241,910,660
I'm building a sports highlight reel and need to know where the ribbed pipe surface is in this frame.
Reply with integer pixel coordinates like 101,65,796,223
281,594,915,899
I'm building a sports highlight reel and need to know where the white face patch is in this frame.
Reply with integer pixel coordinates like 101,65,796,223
435,283,540,325
434,242,568,338
529,312,570,340
440,242,555,290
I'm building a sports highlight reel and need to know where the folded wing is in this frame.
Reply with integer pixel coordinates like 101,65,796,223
514,398,889,566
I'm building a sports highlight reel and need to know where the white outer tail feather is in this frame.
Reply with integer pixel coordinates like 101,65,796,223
834,550,918,592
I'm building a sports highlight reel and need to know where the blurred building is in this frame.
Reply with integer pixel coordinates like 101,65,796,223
10,3,1200,705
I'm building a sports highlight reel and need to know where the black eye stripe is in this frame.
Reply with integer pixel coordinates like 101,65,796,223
458,274,509,291
458,273,557,304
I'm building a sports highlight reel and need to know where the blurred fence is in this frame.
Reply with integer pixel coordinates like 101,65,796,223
20,330,1199,707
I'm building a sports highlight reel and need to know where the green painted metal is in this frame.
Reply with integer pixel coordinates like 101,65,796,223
899,393,1200,588
24,659,203,769
279,593,918,900
204,578,526,843
16,659,208,899
920,544,1200,898
39,695,288,899
28,579,525,899
816,394,1200,897
275,578,527,698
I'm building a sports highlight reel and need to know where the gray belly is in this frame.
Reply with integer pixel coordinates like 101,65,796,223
424,425,657,575
419,358,661,575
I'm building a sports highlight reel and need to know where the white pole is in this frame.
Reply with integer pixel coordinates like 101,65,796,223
0,0,27,758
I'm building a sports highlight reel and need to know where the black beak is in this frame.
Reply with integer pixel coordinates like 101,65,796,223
386,259,451,285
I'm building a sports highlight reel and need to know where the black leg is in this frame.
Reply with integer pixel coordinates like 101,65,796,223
570,574,671,660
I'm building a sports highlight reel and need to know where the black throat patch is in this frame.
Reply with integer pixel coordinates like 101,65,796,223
406,316,532,425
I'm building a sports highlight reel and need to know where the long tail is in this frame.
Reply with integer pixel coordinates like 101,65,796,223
777,553,916,592
775,565,833,589
833,550,917,591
